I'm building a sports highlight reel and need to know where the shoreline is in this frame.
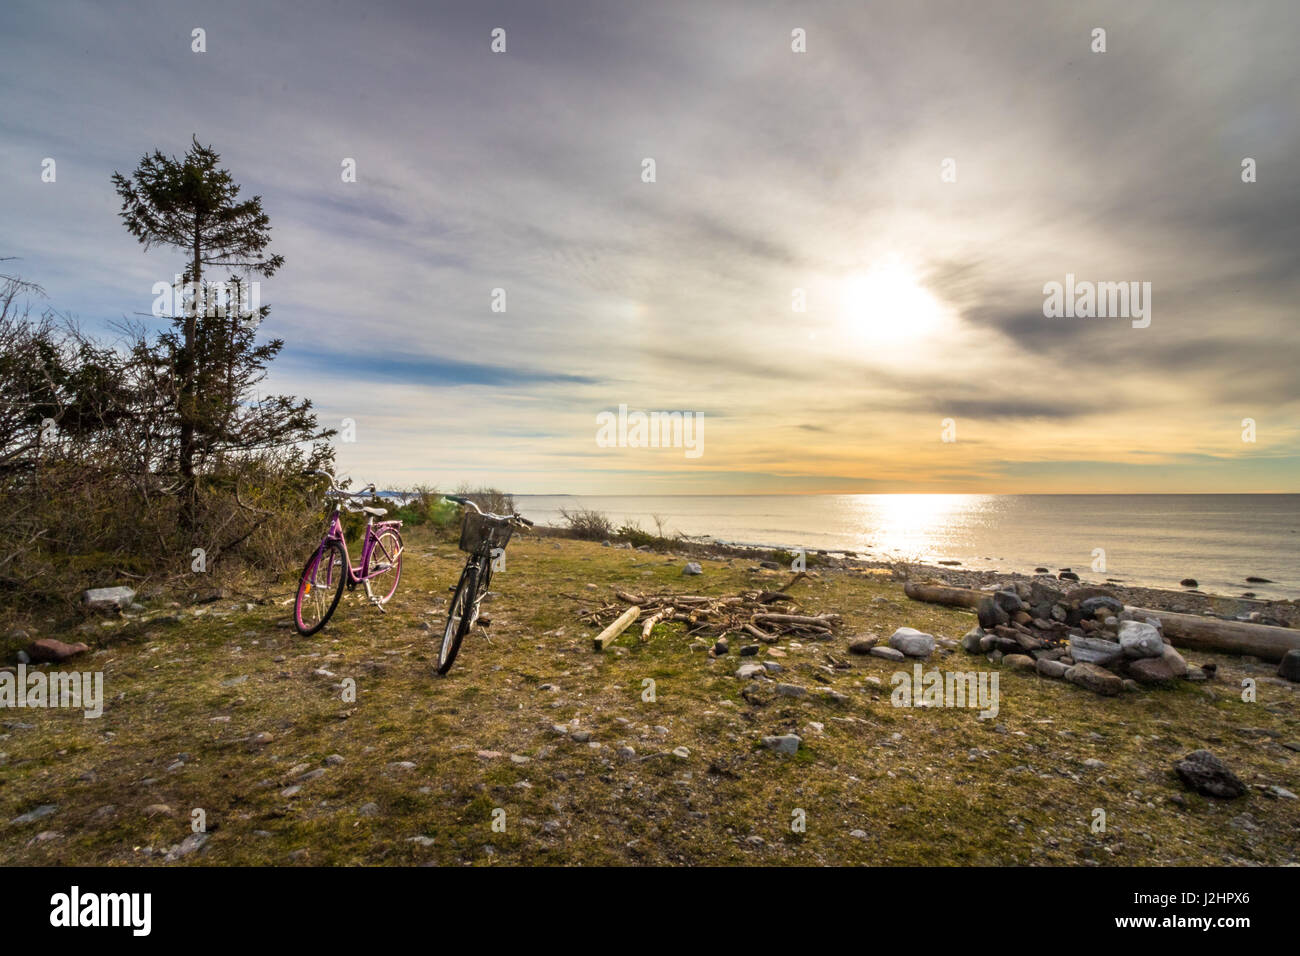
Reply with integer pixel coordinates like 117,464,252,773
535,524,1300,628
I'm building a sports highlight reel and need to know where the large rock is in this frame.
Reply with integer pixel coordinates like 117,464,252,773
1036,658,1068,679
1064,662,1124,697
1277,650,1300,683
1068,635,1124,667
993,590,1025,613
82,586,135,611
869,646,905,662
28,639,90,663
682,562,703,576
1078,594,1124,617
888,627,936,659
735,663,766,680
960,627,985,654
1174,750,1246,798
847,635,878,655
1127,644,1188,684
1118,621,1164,659
977,597,1009,630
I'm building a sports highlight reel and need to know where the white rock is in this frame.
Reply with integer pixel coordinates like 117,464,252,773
1119,621,1164,659
762,734,802,755
82,586,136,610
888,627,936,658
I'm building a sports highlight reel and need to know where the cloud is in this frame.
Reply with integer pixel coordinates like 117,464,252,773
1,0,1296,492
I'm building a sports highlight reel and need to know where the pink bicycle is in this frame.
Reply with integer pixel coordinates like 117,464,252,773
294,471,404,636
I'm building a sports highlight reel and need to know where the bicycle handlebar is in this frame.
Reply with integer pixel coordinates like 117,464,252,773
444,495,533,526
304,471,377,502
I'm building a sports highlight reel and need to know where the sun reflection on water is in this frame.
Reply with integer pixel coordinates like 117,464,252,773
844,494,994,561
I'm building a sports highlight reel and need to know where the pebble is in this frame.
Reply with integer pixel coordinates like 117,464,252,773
163,832,209,861
10,804,57,825
762,734,801,755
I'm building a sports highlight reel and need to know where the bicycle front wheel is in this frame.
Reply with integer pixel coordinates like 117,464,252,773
295,540,347,636
437,563,477,675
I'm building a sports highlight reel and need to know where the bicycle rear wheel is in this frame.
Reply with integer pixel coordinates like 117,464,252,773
437,562,476,675
295,540,347,636
365,527,403,604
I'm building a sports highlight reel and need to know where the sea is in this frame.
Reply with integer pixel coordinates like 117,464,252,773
512,494,1299,601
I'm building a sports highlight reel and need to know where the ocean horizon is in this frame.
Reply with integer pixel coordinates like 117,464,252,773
509,493,1299,601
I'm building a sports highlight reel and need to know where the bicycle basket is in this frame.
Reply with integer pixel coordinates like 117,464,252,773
458,511,514,554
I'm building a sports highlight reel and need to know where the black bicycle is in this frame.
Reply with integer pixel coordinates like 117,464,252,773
437,495,532,675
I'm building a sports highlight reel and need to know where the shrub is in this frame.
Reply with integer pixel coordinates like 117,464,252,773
558,507,613,541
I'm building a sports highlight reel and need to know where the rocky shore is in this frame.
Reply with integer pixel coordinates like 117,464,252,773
539,527,1299,631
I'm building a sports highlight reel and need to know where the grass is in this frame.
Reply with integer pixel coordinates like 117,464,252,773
1,529,1297,866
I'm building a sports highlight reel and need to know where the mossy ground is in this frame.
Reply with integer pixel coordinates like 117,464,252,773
1,530,1297,865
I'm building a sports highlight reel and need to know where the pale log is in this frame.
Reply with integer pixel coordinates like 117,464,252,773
593,605,641,651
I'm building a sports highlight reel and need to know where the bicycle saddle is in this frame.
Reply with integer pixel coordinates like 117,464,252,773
361,505,387,517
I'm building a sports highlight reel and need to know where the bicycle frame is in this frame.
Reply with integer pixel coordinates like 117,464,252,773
317,506,403,584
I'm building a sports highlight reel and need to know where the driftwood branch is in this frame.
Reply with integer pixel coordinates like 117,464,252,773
593,605,641,651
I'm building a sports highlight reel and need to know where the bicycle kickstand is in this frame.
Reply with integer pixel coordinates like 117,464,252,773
364,583,387,613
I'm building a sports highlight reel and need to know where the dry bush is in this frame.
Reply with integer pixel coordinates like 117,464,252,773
558,506,614,541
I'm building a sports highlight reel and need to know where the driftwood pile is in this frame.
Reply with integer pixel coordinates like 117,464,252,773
579,572,843,651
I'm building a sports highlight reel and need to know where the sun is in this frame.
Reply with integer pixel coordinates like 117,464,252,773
838,258,948,347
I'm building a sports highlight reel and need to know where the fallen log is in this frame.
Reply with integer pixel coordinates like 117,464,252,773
1126,605,1300,663
902,581,1300,662
902,580,983,609
751,612,842,627
593,605,641,651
